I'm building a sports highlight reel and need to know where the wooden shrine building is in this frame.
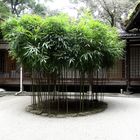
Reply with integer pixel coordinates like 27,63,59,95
122,2,140,92
1,4,140,92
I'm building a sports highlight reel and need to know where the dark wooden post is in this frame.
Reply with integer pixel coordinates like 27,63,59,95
125,39,131,93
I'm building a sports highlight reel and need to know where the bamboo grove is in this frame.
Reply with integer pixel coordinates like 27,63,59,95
1,13,124,115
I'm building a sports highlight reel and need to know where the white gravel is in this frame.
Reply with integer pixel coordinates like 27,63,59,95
0,95,140,140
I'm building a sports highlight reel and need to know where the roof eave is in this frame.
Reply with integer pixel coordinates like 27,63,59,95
125,3,140,31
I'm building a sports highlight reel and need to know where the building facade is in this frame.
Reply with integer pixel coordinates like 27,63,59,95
1,4,140,92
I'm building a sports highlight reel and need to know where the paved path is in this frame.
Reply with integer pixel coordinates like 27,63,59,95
0,95,140,140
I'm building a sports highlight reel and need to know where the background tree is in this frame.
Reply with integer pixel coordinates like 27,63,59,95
97,0,138,27
0,1,11,19
69,0,138,27
1,0,50,17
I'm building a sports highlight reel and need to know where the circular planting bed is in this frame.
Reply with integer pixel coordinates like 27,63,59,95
26,99,107,117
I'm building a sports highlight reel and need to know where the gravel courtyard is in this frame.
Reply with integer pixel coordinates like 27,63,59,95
0,94,140,140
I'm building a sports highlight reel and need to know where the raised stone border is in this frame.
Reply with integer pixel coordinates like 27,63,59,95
26,102,107,118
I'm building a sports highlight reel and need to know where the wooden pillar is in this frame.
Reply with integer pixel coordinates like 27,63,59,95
15,65,23,95
125,39,131,93
5,50,9,73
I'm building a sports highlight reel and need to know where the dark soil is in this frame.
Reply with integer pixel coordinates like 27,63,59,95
26,99,107,117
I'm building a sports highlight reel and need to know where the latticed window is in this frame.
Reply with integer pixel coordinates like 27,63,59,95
107,60,124,79
130,47,140,78
0,51,5,73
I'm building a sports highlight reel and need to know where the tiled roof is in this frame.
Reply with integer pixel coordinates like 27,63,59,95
121,32,140,39
125,2,140,31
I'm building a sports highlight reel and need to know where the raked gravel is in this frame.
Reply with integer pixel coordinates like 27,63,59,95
0,95,140,140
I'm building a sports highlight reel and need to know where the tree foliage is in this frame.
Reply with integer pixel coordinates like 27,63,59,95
69,0,138,27
67,12,124,73
1,0,49,17
1,14,124,75
0,1,11,19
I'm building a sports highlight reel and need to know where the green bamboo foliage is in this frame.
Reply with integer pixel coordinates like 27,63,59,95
1,13,124,115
